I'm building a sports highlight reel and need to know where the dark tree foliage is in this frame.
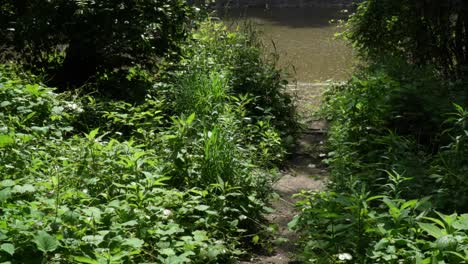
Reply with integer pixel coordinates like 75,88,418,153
347,0,468,79
0,0,201,98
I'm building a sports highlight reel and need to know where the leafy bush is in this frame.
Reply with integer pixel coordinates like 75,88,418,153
0,18,292,263
292,188,468,263
345,0,468,79
0,0,203,98
296,63,468,262
168,21,298,144
293,2,468,259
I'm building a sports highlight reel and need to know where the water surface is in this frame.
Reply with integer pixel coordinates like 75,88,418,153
220,7,355,82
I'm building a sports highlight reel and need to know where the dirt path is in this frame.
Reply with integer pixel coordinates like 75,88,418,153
239,82,330,263
240,121,329,264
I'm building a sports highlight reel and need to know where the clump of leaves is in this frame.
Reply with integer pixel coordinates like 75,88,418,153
0,18,290,262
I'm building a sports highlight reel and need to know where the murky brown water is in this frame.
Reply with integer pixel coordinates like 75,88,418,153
220,7,355,82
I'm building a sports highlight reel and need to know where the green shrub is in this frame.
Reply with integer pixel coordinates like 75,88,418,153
295,61,468,263
168,21,298,143
0,17,291,262
293,187,468,263
345,0,468,79
0,0,203,98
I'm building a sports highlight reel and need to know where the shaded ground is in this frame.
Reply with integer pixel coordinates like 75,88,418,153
240,82,330,263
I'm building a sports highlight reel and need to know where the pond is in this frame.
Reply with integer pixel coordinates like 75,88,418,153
219,7,355,83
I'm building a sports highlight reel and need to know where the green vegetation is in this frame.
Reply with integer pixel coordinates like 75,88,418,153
292,0,468,263
0,2,296,262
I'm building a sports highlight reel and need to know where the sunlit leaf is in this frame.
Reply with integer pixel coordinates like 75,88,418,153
34,231,59,253
122,238,144,249
0,243,15,256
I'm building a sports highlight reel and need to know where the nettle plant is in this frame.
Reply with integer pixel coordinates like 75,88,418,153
0,18,290,261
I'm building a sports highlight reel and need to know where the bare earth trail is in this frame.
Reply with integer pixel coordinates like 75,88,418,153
240,84,330,264
223,7,354,262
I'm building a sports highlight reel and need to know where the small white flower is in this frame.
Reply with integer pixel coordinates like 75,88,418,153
338,253,352,261
163,209,171,216
82,189,88,194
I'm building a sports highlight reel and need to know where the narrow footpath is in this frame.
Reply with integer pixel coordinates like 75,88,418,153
241,84,330,264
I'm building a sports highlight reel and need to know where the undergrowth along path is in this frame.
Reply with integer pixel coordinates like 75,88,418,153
241,118,329,264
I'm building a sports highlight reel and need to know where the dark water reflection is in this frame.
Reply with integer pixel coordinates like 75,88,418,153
220,7,355,82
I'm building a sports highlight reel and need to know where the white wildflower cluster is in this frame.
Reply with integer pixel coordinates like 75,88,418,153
64,102,83,113
337,253,353,261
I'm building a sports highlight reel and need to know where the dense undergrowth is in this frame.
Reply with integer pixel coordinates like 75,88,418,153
291,0,468,263
0,19,296,263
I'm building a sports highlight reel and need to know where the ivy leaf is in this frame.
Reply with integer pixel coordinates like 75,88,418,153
34,231,59,253
0,243,15,256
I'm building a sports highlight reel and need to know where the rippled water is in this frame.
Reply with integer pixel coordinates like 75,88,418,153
220,7,355,82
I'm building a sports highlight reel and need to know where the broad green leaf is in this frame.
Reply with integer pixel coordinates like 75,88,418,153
122,238,144,249
366,195,385,202
31,126,50,134
194,205,209,211
287,215,300,230
82,207,102,221
34,231,59,253
22,112,36,123
73,256,99,264
12,184,36,194
82,235,104,246
0,180,15,188
436,235,457,251
453,103,464,113
252,235,259,244
382,197,398,210
453,214,468,230
401,199,418,209
435,211,457,227
86,128,99,140
186,113,196,125
423,217,446,229
160,248,176,256
121,220,138,227
192,230,208,242
0,101,11,107
0,188,11,202
0,135,14,147
0,243,15,256
417,222,446,239
25,84,41,96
